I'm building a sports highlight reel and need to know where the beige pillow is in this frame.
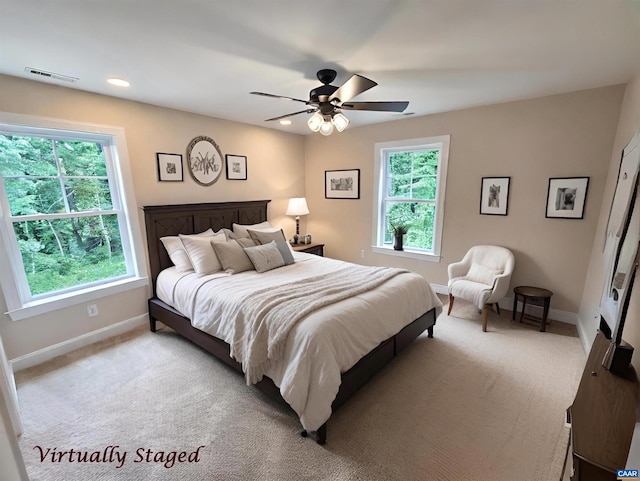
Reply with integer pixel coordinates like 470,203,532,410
248,228,286,245
160,228,214,272
232,221,273,238
244,242,286,273
467,263,502,286
212,240,256,274
179,232,226,275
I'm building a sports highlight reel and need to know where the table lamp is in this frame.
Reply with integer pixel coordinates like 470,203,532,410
286,197,309,244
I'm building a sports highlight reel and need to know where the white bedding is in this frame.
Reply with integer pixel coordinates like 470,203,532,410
156,252,442,431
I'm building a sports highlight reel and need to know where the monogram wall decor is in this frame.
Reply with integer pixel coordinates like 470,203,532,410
186,135,223,186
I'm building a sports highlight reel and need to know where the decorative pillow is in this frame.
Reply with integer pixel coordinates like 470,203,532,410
232,221,273,238
160,228,214,272
467,263,502,286
179,233,226,275
248,228,287,245
235,237,258,248
274,241,294,265
212,240,256,274
244,242,286,273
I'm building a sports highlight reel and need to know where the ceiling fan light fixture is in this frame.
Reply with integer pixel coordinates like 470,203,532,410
319,118,334,136
332,112,350,132
307,112,323,132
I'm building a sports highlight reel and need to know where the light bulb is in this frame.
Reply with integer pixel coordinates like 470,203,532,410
332,112,350,132
319,119,334,136
307,112,323,132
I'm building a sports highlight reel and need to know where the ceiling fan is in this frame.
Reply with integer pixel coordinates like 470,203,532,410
250,69,409,135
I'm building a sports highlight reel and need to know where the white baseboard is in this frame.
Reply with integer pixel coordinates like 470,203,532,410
431,283,577,325
10,314,148,373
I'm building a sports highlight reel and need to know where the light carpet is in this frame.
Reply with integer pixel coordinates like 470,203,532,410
15,299,585,481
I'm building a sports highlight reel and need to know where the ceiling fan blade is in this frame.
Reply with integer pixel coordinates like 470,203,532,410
329,74,377,103
340,101,409,113
250,91,309,104
265,109,317,122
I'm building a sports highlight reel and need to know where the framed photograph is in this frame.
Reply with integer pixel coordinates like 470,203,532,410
325,169,360,199
480,177,510,215
225,154,247,180
156,153,183,182
546,177,589,219
186,135,223,186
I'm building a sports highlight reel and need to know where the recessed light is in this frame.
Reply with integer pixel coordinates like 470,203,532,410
280,119,292,125
107,78,130,87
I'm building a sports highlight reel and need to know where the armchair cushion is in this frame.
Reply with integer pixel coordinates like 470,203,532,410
449,279,494,309
467,263,502,286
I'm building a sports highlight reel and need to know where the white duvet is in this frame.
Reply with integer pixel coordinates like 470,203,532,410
156,252,442,431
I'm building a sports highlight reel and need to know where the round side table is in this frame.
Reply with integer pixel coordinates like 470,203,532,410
512,286,553,332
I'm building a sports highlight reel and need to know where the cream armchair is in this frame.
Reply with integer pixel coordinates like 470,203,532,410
447,245,515,332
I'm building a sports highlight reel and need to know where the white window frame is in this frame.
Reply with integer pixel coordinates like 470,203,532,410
0,112,148,321
372,135,450,262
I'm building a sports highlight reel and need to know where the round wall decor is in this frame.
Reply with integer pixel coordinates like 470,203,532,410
186,135,223,186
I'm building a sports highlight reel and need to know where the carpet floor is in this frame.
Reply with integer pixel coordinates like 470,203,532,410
15,299,585,481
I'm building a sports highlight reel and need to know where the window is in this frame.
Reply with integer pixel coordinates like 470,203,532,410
373,136,450,261
0,113,147,320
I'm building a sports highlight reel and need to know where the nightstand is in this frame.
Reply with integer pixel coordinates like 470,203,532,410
291,243,324,256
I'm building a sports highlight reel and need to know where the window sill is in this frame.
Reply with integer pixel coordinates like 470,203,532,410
371,246,441,262
6,276,148,321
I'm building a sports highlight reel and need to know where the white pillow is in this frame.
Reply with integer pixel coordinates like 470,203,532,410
467,263,502,286
179,232,226,275
160,228,214,272
232,221,273,238
244,242,286,273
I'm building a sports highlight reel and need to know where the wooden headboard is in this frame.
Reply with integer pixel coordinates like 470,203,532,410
143,200,270,295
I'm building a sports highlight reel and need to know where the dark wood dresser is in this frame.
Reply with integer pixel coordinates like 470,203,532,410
566,331,638,480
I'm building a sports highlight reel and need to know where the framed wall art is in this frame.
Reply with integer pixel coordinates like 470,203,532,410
186,135,223,186
156,153,183,182
325,169,360,199
545,177,589,219
225,154,247,180
480,176,510,215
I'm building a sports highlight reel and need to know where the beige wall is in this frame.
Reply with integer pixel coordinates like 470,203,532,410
0,74,305,360
304,86,624,313
0,73,631,362
579,74,640,371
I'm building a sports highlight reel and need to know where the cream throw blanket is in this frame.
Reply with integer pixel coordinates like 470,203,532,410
228,264,409,384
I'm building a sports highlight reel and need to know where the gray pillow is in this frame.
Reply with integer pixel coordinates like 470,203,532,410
248,228,286,245
274,241,294,265
212,240,255,274
244,242,286,273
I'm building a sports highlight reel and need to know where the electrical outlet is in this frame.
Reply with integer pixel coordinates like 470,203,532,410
87,304,98,317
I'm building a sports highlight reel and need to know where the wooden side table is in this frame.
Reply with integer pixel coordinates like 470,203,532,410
512,286,553,332
291,243,324,256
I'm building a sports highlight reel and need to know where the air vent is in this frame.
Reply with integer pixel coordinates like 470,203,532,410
24,67,79,83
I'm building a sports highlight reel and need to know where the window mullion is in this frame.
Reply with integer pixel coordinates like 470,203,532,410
51,140,72,213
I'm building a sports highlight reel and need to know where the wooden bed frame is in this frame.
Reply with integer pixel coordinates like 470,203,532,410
143,200,437,444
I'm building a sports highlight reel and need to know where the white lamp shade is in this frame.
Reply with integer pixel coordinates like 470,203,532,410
332,112,350,132
319,119,334,136
307,112,323,132
286,197,309,216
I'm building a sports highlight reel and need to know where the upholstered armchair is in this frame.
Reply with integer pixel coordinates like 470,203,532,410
447,245,515,332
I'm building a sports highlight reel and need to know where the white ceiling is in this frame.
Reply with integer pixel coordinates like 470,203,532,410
2,0,640,135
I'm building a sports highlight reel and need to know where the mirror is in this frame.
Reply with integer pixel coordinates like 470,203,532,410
601,131,640,337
